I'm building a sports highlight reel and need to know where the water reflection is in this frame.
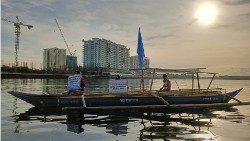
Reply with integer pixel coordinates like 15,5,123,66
2,79,249,140
66,115,85,134
42,79,67,94
12,96,20,133
128,79,150,91
13,106,245,140
86,79,109,92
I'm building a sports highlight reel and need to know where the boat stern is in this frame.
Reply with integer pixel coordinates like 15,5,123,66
225,88,243,102
8,91,24,99
227,88,243,97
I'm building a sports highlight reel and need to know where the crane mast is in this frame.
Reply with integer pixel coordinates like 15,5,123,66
54,19,72,55
1,16,33,69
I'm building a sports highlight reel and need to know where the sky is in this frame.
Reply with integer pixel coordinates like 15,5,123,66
1,0,250,75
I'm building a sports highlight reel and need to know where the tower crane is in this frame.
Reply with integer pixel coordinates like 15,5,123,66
54,18,73,56
1,16,33,68
54,18,78,70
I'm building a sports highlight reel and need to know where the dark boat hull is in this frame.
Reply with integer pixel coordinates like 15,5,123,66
8,88,243,108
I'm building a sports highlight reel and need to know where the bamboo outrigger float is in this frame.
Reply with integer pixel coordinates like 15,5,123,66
8,67,250,111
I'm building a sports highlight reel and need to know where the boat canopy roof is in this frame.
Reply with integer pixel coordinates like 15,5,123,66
130,68,218,74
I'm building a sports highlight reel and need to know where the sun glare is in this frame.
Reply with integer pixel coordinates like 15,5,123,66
195,2,218,25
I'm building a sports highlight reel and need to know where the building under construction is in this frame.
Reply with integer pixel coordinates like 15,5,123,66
66,55,77,70
43,47,66,71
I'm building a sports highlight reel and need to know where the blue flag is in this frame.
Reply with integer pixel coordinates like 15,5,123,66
137,27,145,69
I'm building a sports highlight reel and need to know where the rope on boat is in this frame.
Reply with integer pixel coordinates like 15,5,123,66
57,98,60,107
151,93,170,106
82,94,86,107
157,96,170,106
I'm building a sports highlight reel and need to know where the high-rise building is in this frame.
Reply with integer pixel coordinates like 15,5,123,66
43,47,66,70
83,38,130,73
130,55,150,69
66,55,77,70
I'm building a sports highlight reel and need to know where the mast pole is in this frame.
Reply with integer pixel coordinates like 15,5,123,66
141,69,144,92
192,73,194,90
149,69,155,92
196,72,200,91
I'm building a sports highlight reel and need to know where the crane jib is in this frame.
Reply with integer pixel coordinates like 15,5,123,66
1,16,33,70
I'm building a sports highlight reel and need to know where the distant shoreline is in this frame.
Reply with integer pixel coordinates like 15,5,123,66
1,72,250,80
216,75,250,80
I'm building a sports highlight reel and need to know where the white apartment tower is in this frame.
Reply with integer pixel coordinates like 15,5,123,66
43,47,66,70
83,38,130,72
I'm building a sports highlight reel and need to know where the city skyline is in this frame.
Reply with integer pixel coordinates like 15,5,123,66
1,0,250,75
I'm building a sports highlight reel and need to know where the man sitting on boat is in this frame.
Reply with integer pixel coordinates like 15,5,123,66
115,75,121,80
159,74,171,92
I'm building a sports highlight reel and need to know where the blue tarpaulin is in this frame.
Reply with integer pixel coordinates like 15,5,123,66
137,28,145,69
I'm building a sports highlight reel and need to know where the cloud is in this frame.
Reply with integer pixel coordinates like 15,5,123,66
239,12,250,18
211,24,233,29
1,0,250,75
186,18,198,26
145,34,174,41
220,0,250,6
183,39,194,43
99,24,120,32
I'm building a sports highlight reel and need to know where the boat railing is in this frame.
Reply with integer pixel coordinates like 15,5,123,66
177,88,226,94
199,88,226,94
85,90,143,95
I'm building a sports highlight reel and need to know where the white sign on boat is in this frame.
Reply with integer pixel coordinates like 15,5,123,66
109,79,128,93
67,74,81,91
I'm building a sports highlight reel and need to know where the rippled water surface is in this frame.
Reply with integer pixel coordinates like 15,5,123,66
1,79,250,141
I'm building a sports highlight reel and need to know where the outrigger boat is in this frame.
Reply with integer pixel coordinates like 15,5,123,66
8,68,249,109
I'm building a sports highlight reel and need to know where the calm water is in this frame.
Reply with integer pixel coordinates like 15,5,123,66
1,78,250,141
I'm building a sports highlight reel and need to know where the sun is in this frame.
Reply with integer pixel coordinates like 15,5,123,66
195,2,218,25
